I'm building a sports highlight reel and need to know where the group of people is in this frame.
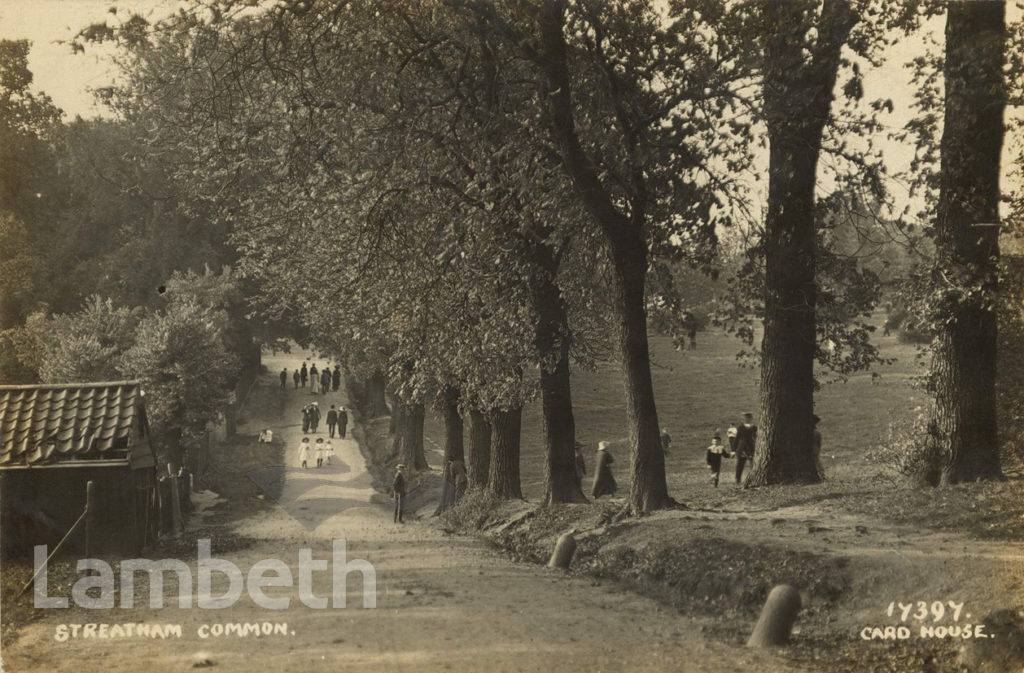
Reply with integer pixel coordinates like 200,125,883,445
703,412,822,487
281,361,342,394
296,436,334,468
572,411,821,495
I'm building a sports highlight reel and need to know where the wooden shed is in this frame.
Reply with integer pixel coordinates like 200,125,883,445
0,381,160,557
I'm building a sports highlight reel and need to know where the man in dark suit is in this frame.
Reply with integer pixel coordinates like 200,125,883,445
326,405,339,438
735,412,757,485
393,464,407,523
338,406,349,439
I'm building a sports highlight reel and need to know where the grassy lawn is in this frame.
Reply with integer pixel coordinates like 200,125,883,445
425,325,927,501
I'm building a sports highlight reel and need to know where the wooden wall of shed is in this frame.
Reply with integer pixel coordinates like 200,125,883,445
0,466,156,559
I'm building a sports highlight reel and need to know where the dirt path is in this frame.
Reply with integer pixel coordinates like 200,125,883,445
1,351,804,673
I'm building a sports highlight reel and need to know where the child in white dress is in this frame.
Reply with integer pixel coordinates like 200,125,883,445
297,437,311,468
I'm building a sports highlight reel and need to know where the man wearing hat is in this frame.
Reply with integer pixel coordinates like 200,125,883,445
392,464,407,523
734,412,757,485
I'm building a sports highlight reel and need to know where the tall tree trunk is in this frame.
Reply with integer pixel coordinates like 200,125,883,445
467,408,491,489
529,228,587,505
488,405,522,499
612,240,669,510
402,401,428,471
745,0,855,487
932,0,1004,484
536,0,669,512
390,398,406,461
366,370,389,418
441,385,464,463
435,386,465,514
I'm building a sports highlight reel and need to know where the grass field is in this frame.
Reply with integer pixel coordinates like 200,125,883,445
424,325,928,502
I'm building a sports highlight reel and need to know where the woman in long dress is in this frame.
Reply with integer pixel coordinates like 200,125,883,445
592,441,617,498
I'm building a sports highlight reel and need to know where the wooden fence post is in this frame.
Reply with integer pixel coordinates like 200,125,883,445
84,480,96,556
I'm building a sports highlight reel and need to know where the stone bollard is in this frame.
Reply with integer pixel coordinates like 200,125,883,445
747,584,802,647
548,532,577,569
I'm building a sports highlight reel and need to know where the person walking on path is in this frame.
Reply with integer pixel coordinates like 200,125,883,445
292,369,300,389
592,441,617,498
310,365,320,394
315,438,326,467
323,439,334,466
320,368,330,395
280,368,288,389
326,405,339,438
309,402,321,433
705,432,732,488
301,405,311,434
392,464,407,523
338,406,348,439
332,365,341,392
297,437,312,468
300,362,308,388
734,412,757,486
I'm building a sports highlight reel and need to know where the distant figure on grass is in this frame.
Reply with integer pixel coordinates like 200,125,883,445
332,365,341,392
705,432,732,487
301,405,311,434
813,414,824,478
660,428,672,455
315,438,326,467
258,428,274,444
320,368,330,395
280,368,288,389
682,311,698,350
592,441,617,498
735,412,757,486
309,402,321,433
300,362,308,387
573,442,587,492
327,405,339,438
292,369,300,389
338,407,348,439
310,364,320,394
297,437,311,468
393,464,407,523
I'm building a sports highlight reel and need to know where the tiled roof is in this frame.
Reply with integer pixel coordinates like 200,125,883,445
0,382,145,467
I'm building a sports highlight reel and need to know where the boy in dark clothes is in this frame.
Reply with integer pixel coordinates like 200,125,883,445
292,369,300,389
300,363,308,387
392,464,407,523
735,412,757,485
705,432,732,487
280,368,288,389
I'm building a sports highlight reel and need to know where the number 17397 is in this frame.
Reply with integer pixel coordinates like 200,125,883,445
886,601,966,623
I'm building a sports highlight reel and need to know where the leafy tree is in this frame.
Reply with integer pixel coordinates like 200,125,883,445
120,297,237,468
927,0,1005,483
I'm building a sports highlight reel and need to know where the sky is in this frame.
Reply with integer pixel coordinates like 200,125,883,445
0,0,179,118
